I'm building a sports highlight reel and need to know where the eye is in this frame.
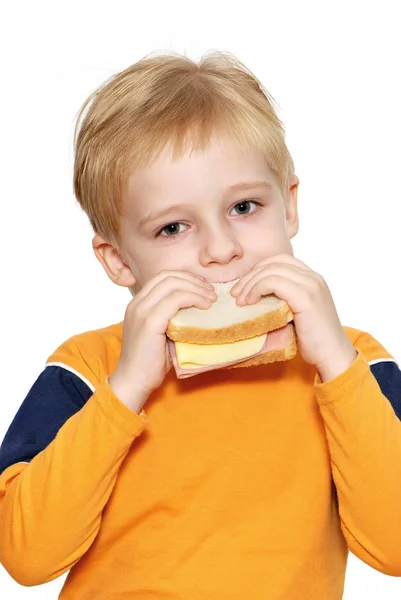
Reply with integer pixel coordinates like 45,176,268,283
230,200,259,216
158,222,188,237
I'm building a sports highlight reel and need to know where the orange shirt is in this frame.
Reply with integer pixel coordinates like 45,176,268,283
1,322,401,599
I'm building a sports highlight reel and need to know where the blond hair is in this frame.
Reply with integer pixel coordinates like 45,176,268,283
73,50,295,255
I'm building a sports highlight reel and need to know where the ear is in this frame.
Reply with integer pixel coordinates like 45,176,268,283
284,174,300,239
92,234,137,288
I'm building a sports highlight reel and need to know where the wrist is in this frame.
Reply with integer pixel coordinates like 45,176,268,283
108,372,150,413
316,340,358,383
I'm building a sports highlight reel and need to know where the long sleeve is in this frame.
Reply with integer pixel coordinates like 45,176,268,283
0,371,146,586
314,331,401,576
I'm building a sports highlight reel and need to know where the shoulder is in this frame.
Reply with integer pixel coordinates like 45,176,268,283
343,325,396,363
344,326,401,419
45,321,123,389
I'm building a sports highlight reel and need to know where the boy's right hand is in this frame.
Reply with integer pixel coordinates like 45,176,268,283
109,271,216,413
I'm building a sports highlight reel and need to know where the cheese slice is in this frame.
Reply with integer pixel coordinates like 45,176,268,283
175,334,267,369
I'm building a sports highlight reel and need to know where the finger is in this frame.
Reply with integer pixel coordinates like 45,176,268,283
230,265,266,297
147,290,217,335
234,264,308,301
241,275,308,313
231,259,307,297
135,272,214,306
135,270,212,301
134,277,216,317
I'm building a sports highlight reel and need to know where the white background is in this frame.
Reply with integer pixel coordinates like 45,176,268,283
1,0,400,597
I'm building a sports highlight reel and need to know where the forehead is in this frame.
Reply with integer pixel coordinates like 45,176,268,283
124,134,276,213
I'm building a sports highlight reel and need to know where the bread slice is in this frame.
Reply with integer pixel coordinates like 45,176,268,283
167,280,294,344
228,323,297,369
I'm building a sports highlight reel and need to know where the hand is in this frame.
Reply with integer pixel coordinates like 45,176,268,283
231,254,357,381
109,271,216,411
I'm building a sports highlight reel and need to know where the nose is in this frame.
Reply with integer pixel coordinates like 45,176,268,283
199,223,243,266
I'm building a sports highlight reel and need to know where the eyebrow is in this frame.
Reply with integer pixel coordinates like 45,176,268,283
138,180,272,228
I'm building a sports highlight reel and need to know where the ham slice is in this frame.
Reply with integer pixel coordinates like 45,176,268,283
168,323,295,379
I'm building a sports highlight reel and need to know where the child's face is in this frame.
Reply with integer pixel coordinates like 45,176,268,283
97,133,299,290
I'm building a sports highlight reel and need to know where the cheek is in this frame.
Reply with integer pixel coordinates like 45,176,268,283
130,243,197,282
157,245,201,273
243,220,290,254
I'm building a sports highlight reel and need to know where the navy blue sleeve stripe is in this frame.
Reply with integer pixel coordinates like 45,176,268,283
369,359,401,421
369,357,399,367
45,362,95,392
0,366,93,475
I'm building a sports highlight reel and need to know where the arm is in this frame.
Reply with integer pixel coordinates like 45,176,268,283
314,331,401,576
230,254,401,574
0,366,146,586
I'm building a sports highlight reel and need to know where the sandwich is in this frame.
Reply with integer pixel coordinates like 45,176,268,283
166,279,297,379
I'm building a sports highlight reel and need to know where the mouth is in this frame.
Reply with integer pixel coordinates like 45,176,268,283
210,275,242,285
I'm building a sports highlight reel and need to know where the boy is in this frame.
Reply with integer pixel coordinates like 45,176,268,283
1,50,401,599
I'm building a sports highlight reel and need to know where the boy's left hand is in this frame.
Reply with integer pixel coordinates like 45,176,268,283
231,254,357,382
